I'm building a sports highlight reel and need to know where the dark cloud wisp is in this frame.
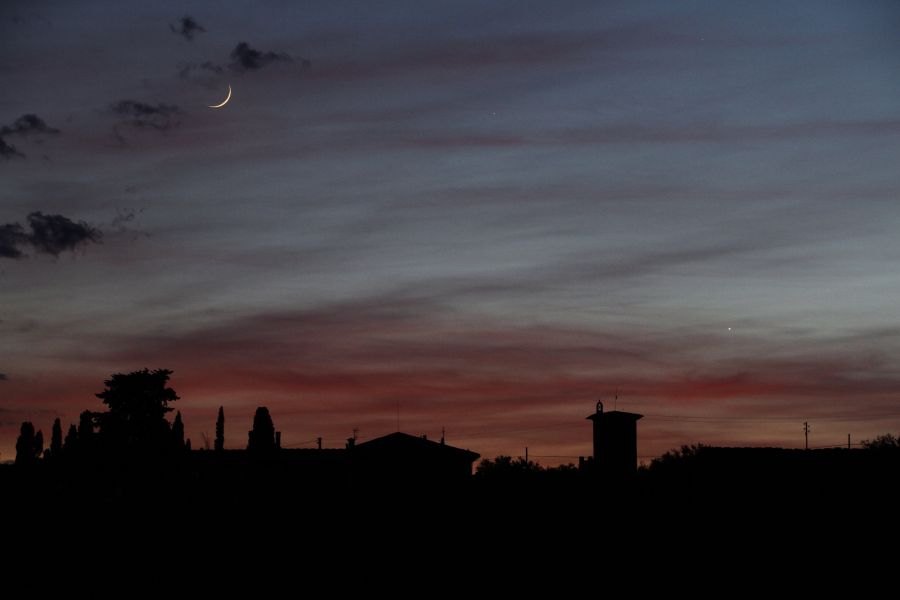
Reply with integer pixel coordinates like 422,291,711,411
0,223,27,257
0,373,8,381
0,138,23,160
230,42,291,71
170,16,205,41
26,212,102,256
0,114,60,137
0,212,101,259
0,114,59,160
179,43,306,82
110,100,182,131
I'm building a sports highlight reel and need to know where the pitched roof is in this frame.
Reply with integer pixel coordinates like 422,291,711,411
355,431,480,462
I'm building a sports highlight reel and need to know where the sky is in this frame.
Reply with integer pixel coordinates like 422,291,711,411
2,0,900,464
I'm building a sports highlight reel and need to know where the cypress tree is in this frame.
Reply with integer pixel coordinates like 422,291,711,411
214,406,225,452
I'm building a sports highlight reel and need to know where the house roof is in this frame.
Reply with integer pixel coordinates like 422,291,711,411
355,431,480,462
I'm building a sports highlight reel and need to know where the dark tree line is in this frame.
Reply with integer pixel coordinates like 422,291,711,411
14,368,281,465
14,368,188,464
15,422,42,465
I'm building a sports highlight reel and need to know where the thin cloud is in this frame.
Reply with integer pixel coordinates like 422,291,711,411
180,43,306,82
0,373,7,381
0,114,59,160
110,207,145,231
178,61,224,78
170,16,205,41
109,100,182,132
0,223,27,258
108,207,150,241
230,42,292,71
0,114,60,137
0,212,101,259
0,137,23,160
177,61,225,89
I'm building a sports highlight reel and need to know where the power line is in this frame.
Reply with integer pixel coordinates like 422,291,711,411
529,455,582,459
282,439,320,448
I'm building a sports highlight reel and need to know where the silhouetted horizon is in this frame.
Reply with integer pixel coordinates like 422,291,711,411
4,366,899,468
8,367,899,490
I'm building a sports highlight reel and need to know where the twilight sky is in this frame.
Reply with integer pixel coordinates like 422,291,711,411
3,0,900,464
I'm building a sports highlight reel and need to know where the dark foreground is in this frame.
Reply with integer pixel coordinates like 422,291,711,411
3,446,898,531
2,452,898,585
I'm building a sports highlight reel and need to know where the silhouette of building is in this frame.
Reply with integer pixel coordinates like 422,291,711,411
192,430,479,490
352,432,480,487
586,401,642,477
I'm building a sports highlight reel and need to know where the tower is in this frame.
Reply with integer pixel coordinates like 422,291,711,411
586,400,643,477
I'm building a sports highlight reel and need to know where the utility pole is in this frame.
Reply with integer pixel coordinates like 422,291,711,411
525,446,529,463
803,421,810,450
317,437,322,450
847,434,851,450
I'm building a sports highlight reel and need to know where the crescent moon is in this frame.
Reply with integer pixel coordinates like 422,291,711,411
208,85,232,109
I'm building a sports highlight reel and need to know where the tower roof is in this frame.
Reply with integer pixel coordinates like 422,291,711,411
586,410,643,422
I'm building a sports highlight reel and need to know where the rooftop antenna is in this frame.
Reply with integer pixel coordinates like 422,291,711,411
353,428,359,442
615,389,619,411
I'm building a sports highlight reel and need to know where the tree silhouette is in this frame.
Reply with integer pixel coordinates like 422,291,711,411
50,417,63,458
64,423,78,452
78,411,94,441
94,368,180,454
475,455,543,478
15,422,39,465
215,406,225,452
172,410,185,450
861,433,899,449
77,410,95,455
34,430,44,459
247,406,276,453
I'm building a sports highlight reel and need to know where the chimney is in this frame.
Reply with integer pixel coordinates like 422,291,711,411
346,437,355,449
